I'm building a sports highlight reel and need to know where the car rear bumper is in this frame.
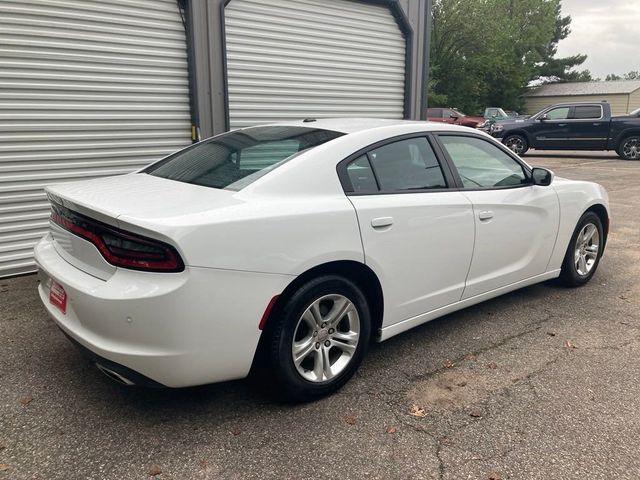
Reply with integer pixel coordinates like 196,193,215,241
34,233,293,388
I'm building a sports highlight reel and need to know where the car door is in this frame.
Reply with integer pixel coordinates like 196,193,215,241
530,105,572,149
566,105,609,149
436,134,560,299
340,135,475,326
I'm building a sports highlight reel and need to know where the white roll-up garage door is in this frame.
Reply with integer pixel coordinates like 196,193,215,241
224,0,407,129
0,0,192,277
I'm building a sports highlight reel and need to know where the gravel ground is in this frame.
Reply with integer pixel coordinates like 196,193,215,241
1,151,639,480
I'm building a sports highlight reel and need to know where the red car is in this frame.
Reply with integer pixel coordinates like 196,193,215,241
426,108,485,128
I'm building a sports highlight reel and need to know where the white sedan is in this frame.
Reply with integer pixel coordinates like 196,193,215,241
35,119,609,401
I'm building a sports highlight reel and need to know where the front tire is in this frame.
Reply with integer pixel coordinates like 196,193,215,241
558,212,604,287
617,136,640,160
266,275,371,402
503,134,529,156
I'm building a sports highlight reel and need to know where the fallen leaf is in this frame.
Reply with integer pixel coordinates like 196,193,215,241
464,353,477,361
439,436,452,445
564,340,577,349
486,362,498,369
19,396,33,406
0,464,10,472
456,381,468,387
488,471,502,480
344,415,357,425
408,404,426,417
469,409,483,418
0,443,5,451
229,427,241,436
619,294,628,300
198,459,209,469
148,465,162,476
620,321,630,326
385,425,397,434
442,359,454,369
546,331,556,337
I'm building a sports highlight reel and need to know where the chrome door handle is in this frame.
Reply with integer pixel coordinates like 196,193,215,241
478,211,494,221
558,123,567,127
593,123,601,126
371,217,393,228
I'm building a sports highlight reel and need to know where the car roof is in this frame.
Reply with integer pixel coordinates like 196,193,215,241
243,118,473,135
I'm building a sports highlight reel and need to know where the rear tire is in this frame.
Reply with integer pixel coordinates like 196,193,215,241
558,212,604,287
503,134,529,156
265,275,371,402
617,136,640,160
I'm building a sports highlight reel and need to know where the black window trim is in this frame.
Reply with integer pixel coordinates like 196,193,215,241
432,132,534,191
337,131,536,196
337,132,458,196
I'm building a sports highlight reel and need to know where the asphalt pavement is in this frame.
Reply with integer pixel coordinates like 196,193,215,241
1,151,639,480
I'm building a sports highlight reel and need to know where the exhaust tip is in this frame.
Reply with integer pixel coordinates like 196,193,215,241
96,363,135,386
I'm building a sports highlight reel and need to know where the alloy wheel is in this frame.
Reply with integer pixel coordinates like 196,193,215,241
505,136,525,155
291,294,360,382
622,138,640,160
574,223,600,276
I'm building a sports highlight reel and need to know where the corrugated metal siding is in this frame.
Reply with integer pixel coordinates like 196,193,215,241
224,0,406,129
525,94,631,116
0,0,192,277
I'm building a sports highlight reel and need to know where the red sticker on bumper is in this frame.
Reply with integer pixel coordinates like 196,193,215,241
49,280,67,314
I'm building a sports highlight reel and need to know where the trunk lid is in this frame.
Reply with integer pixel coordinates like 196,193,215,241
45,173,241,278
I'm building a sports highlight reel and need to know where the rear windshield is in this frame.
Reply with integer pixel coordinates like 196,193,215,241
144,126,344,190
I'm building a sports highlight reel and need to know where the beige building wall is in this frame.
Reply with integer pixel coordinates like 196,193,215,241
524,94,632,116
628,89,640,113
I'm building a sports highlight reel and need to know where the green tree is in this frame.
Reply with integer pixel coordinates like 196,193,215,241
605,71,640,81
428,0,588,112
535,1,588,81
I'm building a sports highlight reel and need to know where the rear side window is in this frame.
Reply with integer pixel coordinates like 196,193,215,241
347,155,378,193
345,137,447,193
572,105,603,119
144,126,343,190
427,108,443,118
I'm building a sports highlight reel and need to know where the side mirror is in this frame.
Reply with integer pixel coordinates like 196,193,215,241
531,167,554,186
539,114,548,122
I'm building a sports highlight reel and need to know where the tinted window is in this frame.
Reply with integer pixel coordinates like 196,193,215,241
145,127,343,190
572,105,602,119
443,109,457,118
366,137,447,192
347,155,378,193
427,108,443,118
545,107,570,120
440,136,527,189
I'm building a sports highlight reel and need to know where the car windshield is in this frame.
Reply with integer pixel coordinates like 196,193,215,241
630,107,640,116
144,126,344,190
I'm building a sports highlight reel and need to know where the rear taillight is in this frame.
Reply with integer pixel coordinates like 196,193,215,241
50,203,184,273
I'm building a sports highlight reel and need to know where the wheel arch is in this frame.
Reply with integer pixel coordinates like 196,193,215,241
584,203,609,251
614,129,640,150
502,130,532,148
250,260,384,374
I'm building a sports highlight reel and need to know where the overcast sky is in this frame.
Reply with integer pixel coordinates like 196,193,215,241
556,0,640,78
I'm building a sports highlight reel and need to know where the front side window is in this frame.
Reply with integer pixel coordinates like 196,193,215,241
439,135,528,189
572,105,603,119
545,107,570,120
364,137,447,192
144,126,343,190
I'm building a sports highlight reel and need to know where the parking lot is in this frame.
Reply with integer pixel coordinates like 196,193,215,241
1,151,639,480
